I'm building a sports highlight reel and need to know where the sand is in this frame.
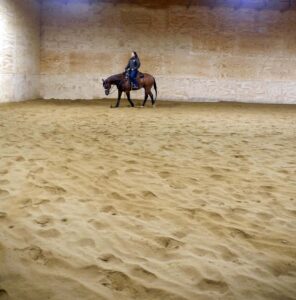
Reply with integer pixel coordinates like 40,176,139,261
0,99,295,300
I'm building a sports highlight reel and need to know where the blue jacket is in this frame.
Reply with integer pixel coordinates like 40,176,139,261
125,57,141,71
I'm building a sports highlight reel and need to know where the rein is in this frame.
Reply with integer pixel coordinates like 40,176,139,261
105,75,130,96
108,78,127,95
108,85,117,95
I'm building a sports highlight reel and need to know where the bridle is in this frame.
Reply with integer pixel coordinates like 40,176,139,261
106,85,117,95
104,75,128,95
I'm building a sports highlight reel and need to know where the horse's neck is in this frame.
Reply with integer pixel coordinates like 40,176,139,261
108,74,124,85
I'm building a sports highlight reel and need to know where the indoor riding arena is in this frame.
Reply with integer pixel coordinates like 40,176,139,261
0,1,296,300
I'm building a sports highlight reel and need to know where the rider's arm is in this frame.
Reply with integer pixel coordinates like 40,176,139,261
125,59,131,71
135,57,141,69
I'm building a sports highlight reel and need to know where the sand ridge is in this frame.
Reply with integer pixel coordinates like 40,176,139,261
0,100,295,300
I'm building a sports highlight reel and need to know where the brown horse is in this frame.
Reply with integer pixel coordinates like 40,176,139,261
102,72,157,108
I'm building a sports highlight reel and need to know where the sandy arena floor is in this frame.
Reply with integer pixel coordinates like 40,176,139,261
0,99,295,300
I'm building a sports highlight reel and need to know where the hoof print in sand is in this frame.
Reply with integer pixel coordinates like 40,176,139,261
98,253,122,263
15,246,48,264
130,266,157,281
229,228,253,239
0,289,9,300
142,190,157,198
34,215,52,227
0,189,9,197
155,236,184,250
198,278,229,294
0,212,7,219
100,205,118,215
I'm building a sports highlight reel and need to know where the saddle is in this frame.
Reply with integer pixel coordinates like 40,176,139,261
124,71,144,89
124,71,144,79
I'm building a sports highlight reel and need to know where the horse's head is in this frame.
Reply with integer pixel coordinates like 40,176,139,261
102,79,111,96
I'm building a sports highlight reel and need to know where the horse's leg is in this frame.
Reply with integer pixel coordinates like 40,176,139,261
114,90,122,108
142,91,149,107
148,90,155,106
126,91,135,107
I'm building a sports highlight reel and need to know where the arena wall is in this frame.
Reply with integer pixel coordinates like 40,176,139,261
1,0,295,103
40,0,296,103
0,0,40,103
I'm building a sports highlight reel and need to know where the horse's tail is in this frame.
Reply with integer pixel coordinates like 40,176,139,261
153,78,157,102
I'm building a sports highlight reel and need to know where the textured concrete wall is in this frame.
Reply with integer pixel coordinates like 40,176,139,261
40,0,296,103
0,0,40,103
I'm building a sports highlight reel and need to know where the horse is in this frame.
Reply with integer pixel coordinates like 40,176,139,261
102,72,157,108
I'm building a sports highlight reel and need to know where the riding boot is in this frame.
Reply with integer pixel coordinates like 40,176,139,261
132,80,139,90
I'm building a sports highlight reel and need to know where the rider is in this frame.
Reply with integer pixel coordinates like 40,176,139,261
125,51,141,89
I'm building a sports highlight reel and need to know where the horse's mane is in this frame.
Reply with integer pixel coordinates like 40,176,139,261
104,73,125,87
